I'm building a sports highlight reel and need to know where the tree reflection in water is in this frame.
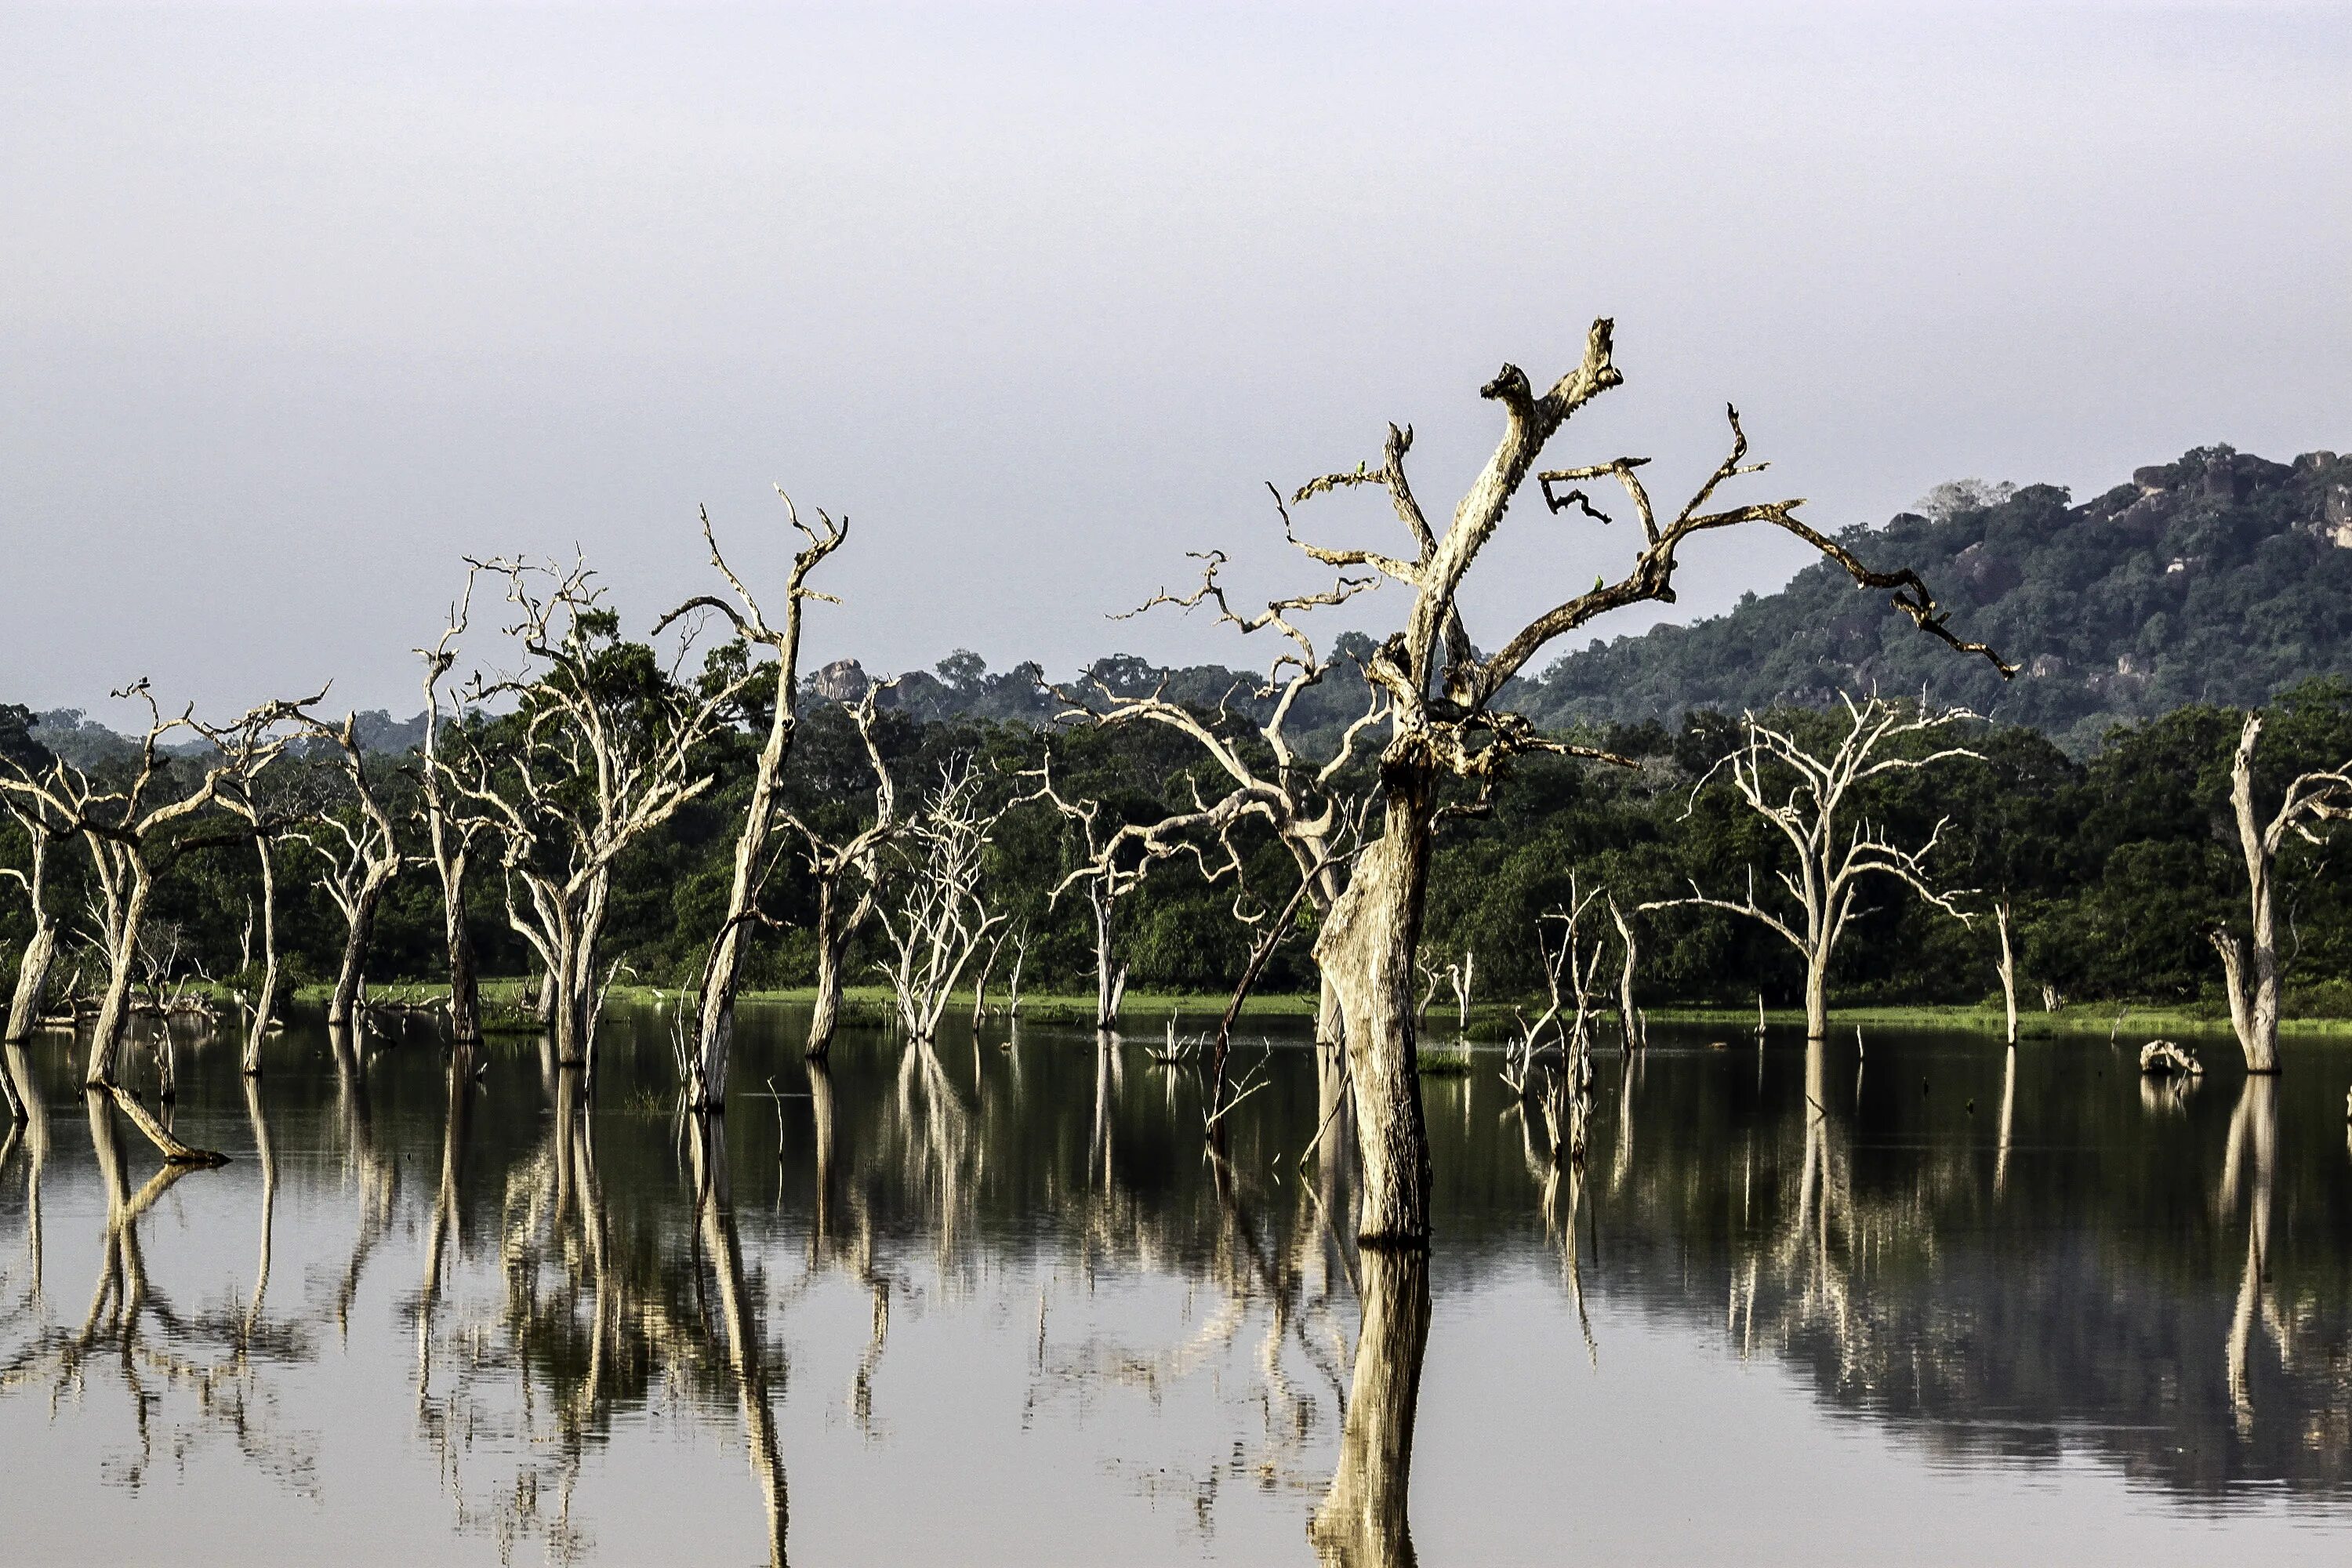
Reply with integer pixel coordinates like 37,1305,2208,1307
5,1009,2352,1560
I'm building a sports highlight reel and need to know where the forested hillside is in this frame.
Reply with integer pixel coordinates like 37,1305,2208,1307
1522,445,2352,752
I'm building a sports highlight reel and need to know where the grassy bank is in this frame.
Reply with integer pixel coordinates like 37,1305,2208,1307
271,980,2352,1041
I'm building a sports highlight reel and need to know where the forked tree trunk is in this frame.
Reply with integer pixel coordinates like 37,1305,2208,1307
85,869,154,1089
2215,720,2285,1074
806,877,861,1061
1309,1247,1428,1568
1312,764,1436,1247
1609,898,1642,1051
328,878,390,1029
1091,888,1126,1030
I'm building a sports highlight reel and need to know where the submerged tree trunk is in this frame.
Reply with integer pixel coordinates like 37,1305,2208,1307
1803,948,1830,1042
1609,897,1642,1051
443,863,481,1047
1994,899,2019,1047
85,869,154,1089
1310,1247,1429,1568
2216,718,2285,1074
1312,763,1436,1247
1091,887,1126,1031
327,879,389,1029
806,877,863,1061
242,833,280,1076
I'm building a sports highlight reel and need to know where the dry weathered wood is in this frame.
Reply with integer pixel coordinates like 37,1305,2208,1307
787,681,900,1060
1,783,64,1057
450,555,742,1069
2139,1039,2202,1076
872,759,1007,1044
2209,712,2352,1074
1993,898,2019,1047
1124,323,2005,1243
658,494,848,1108
416,579,486,1046
1659,695,1980,1040
100,1083,228,1167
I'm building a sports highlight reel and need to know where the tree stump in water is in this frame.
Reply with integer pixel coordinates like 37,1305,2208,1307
2139,1040,2202,1077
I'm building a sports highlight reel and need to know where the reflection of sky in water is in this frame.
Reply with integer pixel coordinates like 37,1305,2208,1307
2,1009,2350,1564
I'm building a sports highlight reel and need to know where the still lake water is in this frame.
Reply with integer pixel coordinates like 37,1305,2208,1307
3,1004,2350,1566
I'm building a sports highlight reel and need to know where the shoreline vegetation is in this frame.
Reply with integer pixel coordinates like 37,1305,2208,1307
279,978,2352,1041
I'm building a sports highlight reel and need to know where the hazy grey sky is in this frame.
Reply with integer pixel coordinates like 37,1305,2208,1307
5,1,2347,723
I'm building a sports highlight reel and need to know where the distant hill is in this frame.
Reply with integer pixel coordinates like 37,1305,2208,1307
1516,445,2352,752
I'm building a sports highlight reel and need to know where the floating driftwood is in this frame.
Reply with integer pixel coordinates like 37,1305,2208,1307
2139,1039,2202,1077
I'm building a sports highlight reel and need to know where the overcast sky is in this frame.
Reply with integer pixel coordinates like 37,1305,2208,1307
4,1,2347,724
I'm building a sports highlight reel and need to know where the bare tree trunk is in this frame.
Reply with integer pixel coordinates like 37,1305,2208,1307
85,869,154,1089
1803,948,1830,1043
2217,717,2285,1075
5,922,57,1049
242,833,280,1076
1994,899,2018,1047
1609,897,1642,1051
1309,1247,1428,1567
328,879,388,1029
1313,771,1435,1247
443,857,481,1047
807,878,858,1061
1091,887,1125,1030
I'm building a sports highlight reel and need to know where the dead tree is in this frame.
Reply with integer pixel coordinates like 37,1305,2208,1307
1991,897,2019,1047
287,706,404,1029
1023,758,1142,1030
2209,712,2352,1074
452,556,743,1069
786,681,900,1061
1607,894,1645,1051
872,758,1007,1046
192,702,304,1076
417,581,488,1046
655,495,849,1109
2,777,65,1052
1057,567,1388,1047
0,685,230,1089
1147,321,2005,1243
1668,694,1982,1041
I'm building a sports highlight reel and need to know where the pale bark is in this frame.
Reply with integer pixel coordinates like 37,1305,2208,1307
793,683,898,1062
418,588,485,1046
1316,774,1436,1246
1608,896,1642,1052
2208,713,2352,1074
1309,1247,1429,1568
1994,1045,2016,1200
2,806,60,1051
873,760,1006,1046
456,556,739,1070
806,880,860,1059
662,499,848,1109
1994,898,2019,1047
240,829,280,1076
1665,695,1982,1042
1144,324,2004,1242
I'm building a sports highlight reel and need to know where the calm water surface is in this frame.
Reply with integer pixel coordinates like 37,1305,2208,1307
3,1004,2350,1565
